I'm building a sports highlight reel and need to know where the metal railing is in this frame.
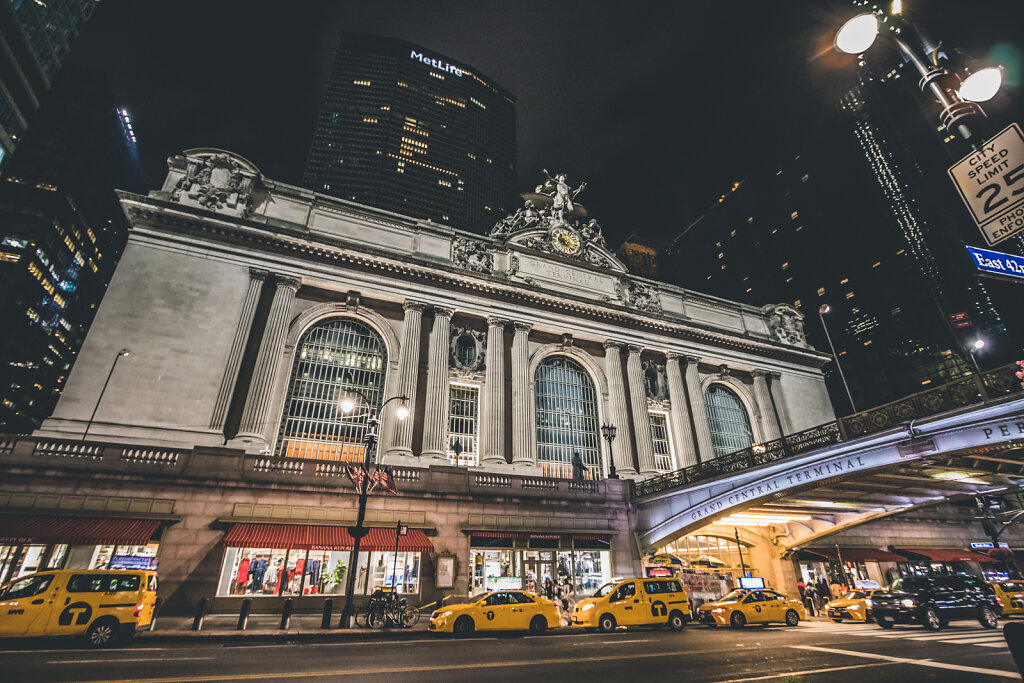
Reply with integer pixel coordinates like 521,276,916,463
636,363,1022,498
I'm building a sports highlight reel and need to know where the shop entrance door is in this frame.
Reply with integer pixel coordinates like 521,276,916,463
524,558,553,595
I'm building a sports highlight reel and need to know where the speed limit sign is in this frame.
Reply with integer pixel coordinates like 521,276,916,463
948,123,1024,245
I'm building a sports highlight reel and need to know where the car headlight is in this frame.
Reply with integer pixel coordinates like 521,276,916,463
900,599,916,608
712,608,725,613
435,610,453,619
580,603,594,612
864,599,872,607
849,604,860,610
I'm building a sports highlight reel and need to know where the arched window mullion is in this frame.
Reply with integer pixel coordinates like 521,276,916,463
534,355,601,479
704,384,754,459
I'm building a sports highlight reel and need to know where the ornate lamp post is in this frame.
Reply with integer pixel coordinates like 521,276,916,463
600,423,618,479
337,388,410,628
82,348,130,441
817,305,857,414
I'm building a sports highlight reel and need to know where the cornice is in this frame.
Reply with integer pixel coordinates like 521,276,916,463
119,194,832,368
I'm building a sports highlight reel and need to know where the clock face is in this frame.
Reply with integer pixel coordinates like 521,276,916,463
551,227,581,254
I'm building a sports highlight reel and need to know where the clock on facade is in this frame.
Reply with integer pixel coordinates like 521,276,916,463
550,226,581,255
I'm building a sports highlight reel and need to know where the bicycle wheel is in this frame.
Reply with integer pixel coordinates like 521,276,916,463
354,609,368,629
367,606,387,629
402,607,421,628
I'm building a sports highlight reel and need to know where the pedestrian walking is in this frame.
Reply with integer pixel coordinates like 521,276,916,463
544,577,554,600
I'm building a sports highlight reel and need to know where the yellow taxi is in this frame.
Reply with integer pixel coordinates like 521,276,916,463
0,569,158,647
696,588,806,628
428,590,560,636
571,577,690,632
990,581,1024,617
826,589,880,622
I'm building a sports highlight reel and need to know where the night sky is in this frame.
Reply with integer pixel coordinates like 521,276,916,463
68,0,1024,245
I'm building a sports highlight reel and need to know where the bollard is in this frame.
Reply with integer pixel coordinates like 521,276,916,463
321,598,333,629
191,597,207,631
1006,622,1024,675
280,598,293,630
150,597,163,632
237,598,252,631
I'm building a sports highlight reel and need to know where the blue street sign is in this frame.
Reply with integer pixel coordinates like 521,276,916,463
967,245,1024,283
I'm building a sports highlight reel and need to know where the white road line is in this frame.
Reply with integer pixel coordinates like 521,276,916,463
594,639,647,644
1,647,170,654
978,642,1012,648
47,657,216,664
726,661,894,682
790,645,1021,679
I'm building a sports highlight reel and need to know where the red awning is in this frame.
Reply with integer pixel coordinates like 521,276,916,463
804,547,907,563
470,531,520,539
0,516,161,546
224,524,354,551
895,548,995,563
360,528,434,553
468,530,611,541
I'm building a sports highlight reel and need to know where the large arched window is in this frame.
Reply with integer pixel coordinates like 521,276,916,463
704,384,753,458
275,318,387,461
534,356,601,478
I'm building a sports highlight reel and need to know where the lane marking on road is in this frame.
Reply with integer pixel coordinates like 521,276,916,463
48,658,216,664
1,647,170,655
76,650,710,682
594,639,646,644
790,645,1021,679
726,661,894,682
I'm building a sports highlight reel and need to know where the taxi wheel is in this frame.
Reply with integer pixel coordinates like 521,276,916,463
529,616,547,634
453,616,475,637
922,608,941,631
980,607,999,629
86,618,119,648
877,619,894,629
730,611,746,628
832,618,843,623
668,611,686,631
785,610,800,627
598,614,617,633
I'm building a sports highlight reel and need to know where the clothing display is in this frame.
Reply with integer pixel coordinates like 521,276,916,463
236,558,250,584
248,558,268,591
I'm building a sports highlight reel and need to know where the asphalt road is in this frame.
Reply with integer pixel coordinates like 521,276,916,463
0,620,1020,682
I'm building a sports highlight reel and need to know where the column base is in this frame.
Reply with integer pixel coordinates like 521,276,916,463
379,451,423,468
421,449,449,462
510,460,541,475
226,434,270,454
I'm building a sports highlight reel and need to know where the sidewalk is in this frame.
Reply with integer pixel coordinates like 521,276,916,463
140,613,432,643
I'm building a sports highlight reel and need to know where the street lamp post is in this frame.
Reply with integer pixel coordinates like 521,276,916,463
82,348,130,441
600,423,618,479
337,390,409,628
817,305,857,414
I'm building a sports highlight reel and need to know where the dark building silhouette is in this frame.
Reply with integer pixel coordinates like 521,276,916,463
615,233,661,279
667,41,1024,416
0,0,96,168
302,33,516,233
0,67,146,432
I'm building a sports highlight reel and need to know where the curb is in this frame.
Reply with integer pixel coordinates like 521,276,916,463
137,627,434,644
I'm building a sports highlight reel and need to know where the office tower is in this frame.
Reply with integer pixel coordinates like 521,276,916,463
0,67,146,432
303,33,516,233
0,0,97,168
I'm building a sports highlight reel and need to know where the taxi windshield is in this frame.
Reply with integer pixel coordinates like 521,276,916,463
593,582,618,598
718,589,747,603
841,590,867,600
1002,582,1023,591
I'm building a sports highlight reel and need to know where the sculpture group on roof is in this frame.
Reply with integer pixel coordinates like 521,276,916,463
490,169,605,248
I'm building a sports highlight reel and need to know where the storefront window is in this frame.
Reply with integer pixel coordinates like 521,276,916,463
0,542,159,581
469,537,611,597
217,547,349,597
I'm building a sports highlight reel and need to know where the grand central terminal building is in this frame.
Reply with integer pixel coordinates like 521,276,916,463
2,149,1011,613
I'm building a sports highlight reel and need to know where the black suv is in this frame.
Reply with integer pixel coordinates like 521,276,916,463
870,575,1001,631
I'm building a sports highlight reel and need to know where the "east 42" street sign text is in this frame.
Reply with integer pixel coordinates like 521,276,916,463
948,123,1024,245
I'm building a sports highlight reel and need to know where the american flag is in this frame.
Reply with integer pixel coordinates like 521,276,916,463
346,466,368,490
369,466,400,495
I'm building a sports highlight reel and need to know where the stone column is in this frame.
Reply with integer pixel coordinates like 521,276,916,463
210,268,267,430
386,301,426,458
626,345,657,475
770,372,791,435
482,317,508,465
683,355,715,462
235,275,301,445
420,306,454,460
603,340,636,476
752,370,782,442
510,322,533,467
665,353,699,469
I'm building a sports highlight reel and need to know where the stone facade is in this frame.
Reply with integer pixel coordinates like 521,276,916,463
7,149,843,612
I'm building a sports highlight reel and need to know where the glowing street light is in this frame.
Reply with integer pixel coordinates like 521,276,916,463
834,14,879,55
818,304,858,414
972,339,986,351
958,67,1003,103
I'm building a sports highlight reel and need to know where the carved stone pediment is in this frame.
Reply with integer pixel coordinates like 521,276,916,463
170,149,262,218
451,238,493,274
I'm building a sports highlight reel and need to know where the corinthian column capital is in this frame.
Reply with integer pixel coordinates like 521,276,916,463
275,275,301,291
403,300,428,313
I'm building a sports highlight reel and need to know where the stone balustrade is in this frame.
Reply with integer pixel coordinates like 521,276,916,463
0,434,627,503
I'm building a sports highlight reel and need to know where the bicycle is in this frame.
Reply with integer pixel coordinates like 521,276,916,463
366,590,419,628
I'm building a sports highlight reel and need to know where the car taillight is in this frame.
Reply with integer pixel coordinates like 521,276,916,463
134,603,145,617
996,596,1003,605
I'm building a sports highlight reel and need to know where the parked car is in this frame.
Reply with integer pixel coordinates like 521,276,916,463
870,575,1000,630
429,590,559,636
696,588,805,627
825,589,881,622
572,578,690,632
0,570,158,647
989,580,1024,617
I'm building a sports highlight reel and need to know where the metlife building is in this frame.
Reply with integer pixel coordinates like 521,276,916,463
302,33,516,233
